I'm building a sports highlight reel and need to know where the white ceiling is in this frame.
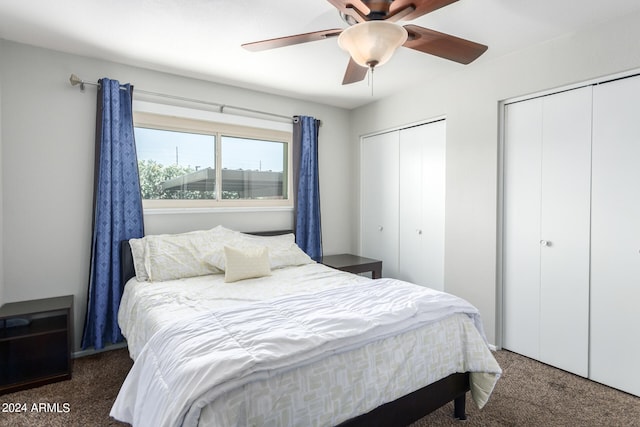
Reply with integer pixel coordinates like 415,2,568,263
2,0,640,109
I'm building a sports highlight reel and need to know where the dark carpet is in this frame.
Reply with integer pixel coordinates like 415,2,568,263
1,349,638,426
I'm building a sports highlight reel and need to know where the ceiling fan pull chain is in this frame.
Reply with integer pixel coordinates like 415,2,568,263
369,67,374,97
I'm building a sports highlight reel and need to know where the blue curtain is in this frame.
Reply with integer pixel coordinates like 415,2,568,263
82,78,144,350
293,116,322,260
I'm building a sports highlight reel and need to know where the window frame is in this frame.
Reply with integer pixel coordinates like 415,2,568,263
134,111,293,210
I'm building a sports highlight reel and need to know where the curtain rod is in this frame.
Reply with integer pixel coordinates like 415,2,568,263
68,74,294,122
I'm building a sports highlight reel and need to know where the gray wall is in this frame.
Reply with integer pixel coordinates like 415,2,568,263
0,40,355,351
350,11,640,345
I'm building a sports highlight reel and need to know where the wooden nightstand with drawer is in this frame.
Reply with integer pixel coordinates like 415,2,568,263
0,295,74,394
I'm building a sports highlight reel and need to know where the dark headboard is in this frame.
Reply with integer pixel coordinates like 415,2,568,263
120,229,294,288
120,240,137,287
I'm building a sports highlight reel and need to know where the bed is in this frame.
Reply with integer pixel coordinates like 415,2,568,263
110,226,501,427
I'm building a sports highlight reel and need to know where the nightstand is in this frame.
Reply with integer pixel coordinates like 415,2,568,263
321,254,382,279
0,295,74,395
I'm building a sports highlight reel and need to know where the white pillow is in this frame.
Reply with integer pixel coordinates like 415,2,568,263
129,227,312,282
133,226,237,282
207,233,313,271
128,237,149,282
238,233,314,269
223,245,271,283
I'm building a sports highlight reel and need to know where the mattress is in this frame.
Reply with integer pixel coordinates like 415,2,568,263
114,263,501,427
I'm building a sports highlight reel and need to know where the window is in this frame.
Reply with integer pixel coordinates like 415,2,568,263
134,112,292,209
220,136,286,200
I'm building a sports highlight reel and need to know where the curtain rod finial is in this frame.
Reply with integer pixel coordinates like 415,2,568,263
69,73,85,90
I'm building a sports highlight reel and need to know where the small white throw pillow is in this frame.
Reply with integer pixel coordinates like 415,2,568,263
223,245,271,283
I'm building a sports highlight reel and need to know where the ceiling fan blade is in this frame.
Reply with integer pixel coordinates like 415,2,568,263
342,58,369,85
389,0,459,21
242,29,343,52
403,24,487,64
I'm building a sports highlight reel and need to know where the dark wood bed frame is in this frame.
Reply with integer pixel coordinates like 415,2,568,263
119,230,470,426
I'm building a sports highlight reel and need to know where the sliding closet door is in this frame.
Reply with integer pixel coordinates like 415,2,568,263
398,121,446,290
590,76,640,396
503,98,544,360
537,87,591,376
361,131,399,278
503,87,591,376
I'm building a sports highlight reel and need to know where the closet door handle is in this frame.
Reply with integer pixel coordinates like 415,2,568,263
540,240,551,247
378,226,384,232
417,229,423,235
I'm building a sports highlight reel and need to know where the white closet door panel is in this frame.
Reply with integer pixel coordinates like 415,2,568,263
361,132,399,278
399,127,424,285
591,76,640,396
419,121,446,290
502,99,543,360
538,87,591,376
399,121,446,290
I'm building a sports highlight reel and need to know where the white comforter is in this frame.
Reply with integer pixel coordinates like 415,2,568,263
118,263,370,360
111,278,500,427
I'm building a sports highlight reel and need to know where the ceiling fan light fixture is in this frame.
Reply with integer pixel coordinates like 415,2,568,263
338,21,408,69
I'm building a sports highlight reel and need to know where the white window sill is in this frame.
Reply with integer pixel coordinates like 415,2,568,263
143,206,294,215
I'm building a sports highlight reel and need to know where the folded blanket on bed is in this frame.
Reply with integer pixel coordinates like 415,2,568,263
111,279,496,427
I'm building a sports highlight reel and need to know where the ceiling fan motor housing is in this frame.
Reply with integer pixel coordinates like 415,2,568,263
363,0,395,20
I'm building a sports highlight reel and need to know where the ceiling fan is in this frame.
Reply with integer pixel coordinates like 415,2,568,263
242,0,488,85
